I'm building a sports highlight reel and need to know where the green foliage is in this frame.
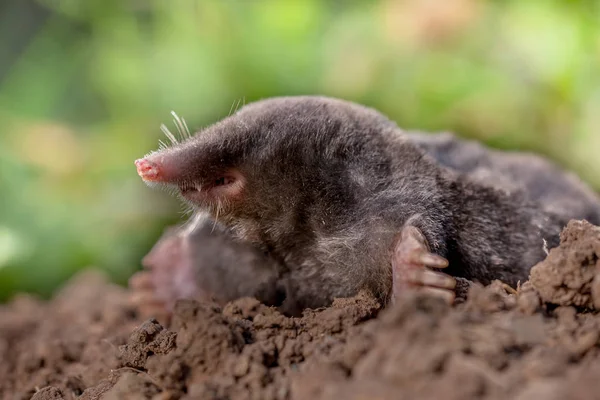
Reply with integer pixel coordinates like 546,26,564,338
1,0,599,300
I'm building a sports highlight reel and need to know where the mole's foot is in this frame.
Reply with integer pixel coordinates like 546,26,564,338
392,225,456,304
129,271,171,322
128,228,204,322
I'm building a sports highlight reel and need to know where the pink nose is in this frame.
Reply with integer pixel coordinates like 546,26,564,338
135,158,162,181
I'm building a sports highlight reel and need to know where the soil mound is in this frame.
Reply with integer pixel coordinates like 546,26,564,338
3,220,600,400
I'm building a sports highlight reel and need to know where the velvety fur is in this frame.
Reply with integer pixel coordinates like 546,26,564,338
408,131,600,224
148,96,600,311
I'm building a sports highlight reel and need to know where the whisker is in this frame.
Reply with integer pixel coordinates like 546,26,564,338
180,116,191,138
171,111,189,140
180,211,203,236
160,124,179,145
211,201,221,233
166,185,180,197
171,115,182,139
228,99,237,117
142,181,161,189
180,204,195,217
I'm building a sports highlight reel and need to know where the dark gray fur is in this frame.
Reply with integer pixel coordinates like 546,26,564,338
182,213,284,306
408,131,600,224
154,96,600,311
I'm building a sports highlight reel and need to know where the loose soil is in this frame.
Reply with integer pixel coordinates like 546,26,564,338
2,220,600,400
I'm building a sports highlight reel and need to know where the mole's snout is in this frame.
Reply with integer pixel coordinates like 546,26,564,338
136,158,163,182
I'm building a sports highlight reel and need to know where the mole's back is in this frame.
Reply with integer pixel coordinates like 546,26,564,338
407,131,600,225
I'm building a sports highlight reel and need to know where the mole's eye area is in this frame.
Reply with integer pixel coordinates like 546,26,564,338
178,169,245,203
214,176,236,187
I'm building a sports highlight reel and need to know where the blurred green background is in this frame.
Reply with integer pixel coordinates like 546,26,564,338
0,0,599,301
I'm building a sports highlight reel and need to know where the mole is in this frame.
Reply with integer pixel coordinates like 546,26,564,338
129,96,600,318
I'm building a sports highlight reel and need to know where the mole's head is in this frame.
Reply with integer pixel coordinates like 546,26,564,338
136,96,398,244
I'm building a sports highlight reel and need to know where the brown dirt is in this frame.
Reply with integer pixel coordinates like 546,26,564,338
3,219,600,400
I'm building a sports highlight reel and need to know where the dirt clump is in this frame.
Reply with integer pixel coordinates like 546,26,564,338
30,387,65,400
3,220,600,399
98,292,381,400
530,220,600,309
0,271,140,400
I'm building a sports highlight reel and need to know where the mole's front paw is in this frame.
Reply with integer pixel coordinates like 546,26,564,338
129,270,171,322
392,225,456,304
128,228,203,323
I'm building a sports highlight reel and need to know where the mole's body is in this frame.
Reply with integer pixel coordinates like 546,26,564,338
408,131,600,224
130,96,600,317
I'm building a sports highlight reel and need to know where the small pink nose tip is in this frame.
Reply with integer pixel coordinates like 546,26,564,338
135,158,161,181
